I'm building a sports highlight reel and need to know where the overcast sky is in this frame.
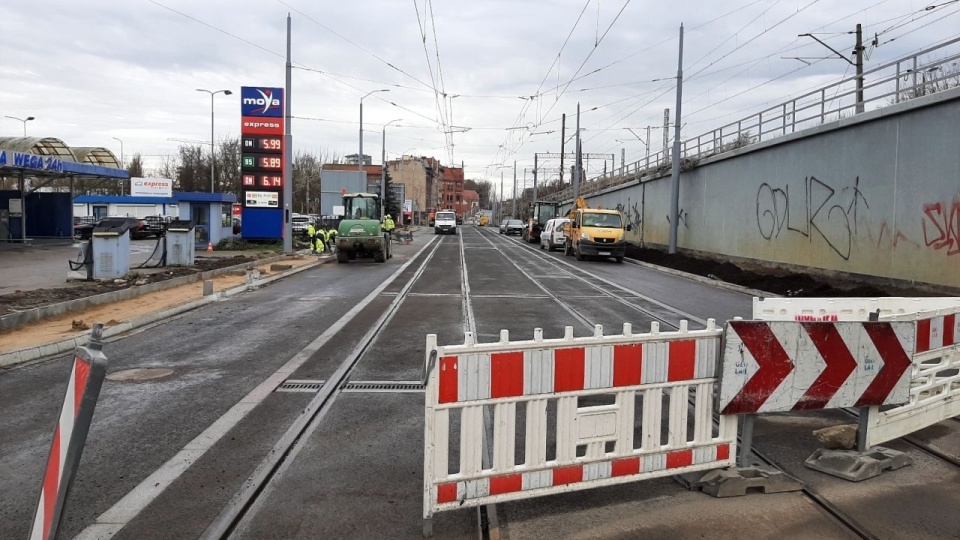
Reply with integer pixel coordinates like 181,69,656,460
2,0,958,194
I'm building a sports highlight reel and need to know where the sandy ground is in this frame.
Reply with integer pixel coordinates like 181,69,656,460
0,256,319,353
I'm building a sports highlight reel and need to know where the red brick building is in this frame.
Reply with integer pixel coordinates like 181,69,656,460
439,166,463,211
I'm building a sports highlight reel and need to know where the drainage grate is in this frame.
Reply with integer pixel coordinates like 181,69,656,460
343,380,424,393
275,379,423,393
276,379,325,392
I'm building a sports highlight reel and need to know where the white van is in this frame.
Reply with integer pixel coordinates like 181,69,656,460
435,211,457,235
540,217,570,252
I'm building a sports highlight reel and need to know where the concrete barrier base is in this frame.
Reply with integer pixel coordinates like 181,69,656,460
804,447,912,482
677,465,803,497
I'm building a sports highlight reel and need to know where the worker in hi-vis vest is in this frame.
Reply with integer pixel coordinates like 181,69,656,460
326,226,338,252
314,224,327,253
306,222,316,253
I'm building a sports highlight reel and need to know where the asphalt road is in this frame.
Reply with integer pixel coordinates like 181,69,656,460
1,226,958,539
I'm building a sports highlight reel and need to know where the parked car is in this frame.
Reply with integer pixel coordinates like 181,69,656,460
498,220,510,234
504,219,525,236
74,217,151,240
540,217,571,252
143,215,172,238
292,213,314,238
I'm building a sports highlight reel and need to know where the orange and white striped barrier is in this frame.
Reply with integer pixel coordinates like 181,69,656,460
423,320,736,532
30,325,108,540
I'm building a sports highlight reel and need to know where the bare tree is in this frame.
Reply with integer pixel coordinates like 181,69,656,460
127,153,144,178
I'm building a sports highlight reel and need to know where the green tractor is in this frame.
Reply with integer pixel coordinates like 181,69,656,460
335,192,392,263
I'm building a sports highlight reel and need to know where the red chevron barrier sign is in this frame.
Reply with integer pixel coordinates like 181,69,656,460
719,320,914,415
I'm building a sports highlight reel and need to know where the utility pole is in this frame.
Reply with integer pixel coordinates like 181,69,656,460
533,153,538,204
573,103,581,199
283,13,293,254
855,23,864,113
668,23,684,255
559,113,566,186
620,147,625,176
662,109,670,164
799,24,865,114
646,125,651,168
512,160,517,218
500,171,504,223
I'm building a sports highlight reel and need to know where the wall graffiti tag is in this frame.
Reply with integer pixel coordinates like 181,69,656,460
921,200,960,256
755,176,869,261
615,198,643,231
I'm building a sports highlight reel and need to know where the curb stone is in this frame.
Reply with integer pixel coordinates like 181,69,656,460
0,255,332,369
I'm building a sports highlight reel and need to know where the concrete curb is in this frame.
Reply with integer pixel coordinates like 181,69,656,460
0,255,332,369
0,251,309,333
622,257,778,299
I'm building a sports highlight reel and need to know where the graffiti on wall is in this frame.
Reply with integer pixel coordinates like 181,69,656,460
922,199,960,256
755,176,869,261
615,198,643,231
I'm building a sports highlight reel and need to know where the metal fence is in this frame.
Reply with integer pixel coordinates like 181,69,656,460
545,36,960,202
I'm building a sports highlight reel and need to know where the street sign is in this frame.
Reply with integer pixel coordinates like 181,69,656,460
718,320,914,415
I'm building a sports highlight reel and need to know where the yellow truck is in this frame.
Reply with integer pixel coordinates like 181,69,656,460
563,197,632,263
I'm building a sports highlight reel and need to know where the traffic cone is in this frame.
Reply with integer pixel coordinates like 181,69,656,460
207,242,214,252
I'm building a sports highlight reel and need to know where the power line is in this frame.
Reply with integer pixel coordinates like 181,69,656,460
492,0,592,167
277,0,435,90
148,0,282,59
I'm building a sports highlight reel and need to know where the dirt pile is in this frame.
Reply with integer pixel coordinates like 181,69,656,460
624,245,935,298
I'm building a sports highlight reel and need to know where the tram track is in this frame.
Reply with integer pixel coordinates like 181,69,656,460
201,235,447,539
480,228,885,540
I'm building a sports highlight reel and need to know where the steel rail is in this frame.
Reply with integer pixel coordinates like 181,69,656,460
202,235,446,539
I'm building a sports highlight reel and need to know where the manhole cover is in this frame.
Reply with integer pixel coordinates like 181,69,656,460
107,368,175,382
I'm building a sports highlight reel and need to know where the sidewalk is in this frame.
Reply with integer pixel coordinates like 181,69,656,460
0,253,332,368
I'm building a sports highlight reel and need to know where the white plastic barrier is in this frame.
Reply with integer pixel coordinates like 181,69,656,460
867,306,960,447
423,321,737,527
750,297,960,448
753,296,960,322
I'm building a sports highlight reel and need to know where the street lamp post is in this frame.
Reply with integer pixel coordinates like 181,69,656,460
196,88,233,193
381,119,402,219
359,89,390,172
112,136,125,195
5,115,35,136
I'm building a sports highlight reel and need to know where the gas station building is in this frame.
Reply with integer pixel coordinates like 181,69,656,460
0,137,128,243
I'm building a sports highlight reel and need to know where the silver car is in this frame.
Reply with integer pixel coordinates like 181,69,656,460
540,218,570,252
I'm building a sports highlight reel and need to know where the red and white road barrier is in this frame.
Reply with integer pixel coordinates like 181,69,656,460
719,320,915,414
748,298,960,447
868,306,960,447
423,321,736,528
30,328,108,540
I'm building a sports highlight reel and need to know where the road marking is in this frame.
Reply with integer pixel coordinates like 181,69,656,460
488,230,708,326
474,228,595,331
74,235,441,540
218,228,446,538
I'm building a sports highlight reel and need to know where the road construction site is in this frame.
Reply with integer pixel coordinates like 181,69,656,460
2,227,958,540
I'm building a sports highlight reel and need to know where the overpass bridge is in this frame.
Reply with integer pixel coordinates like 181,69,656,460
546,37,960,290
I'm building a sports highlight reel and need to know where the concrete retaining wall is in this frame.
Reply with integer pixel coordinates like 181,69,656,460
575,87,960,289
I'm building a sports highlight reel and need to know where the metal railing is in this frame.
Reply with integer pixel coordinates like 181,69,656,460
544,36,960,202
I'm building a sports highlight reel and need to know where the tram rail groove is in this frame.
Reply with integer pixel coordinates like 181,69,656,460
201,235,447,540
480,228,880,540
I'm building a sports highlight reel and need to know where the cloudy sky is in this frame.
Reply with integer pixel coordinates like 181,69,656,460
2,0,958,195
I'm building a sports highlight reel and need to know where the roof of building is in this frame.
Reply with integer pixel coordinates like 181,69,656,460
462,189,479,201
322,163,383,176
0,137,127,180
74,192,237,204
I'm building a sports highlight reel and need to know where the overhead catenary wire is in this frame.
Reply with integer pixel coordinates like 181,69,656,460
277,0,436,91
